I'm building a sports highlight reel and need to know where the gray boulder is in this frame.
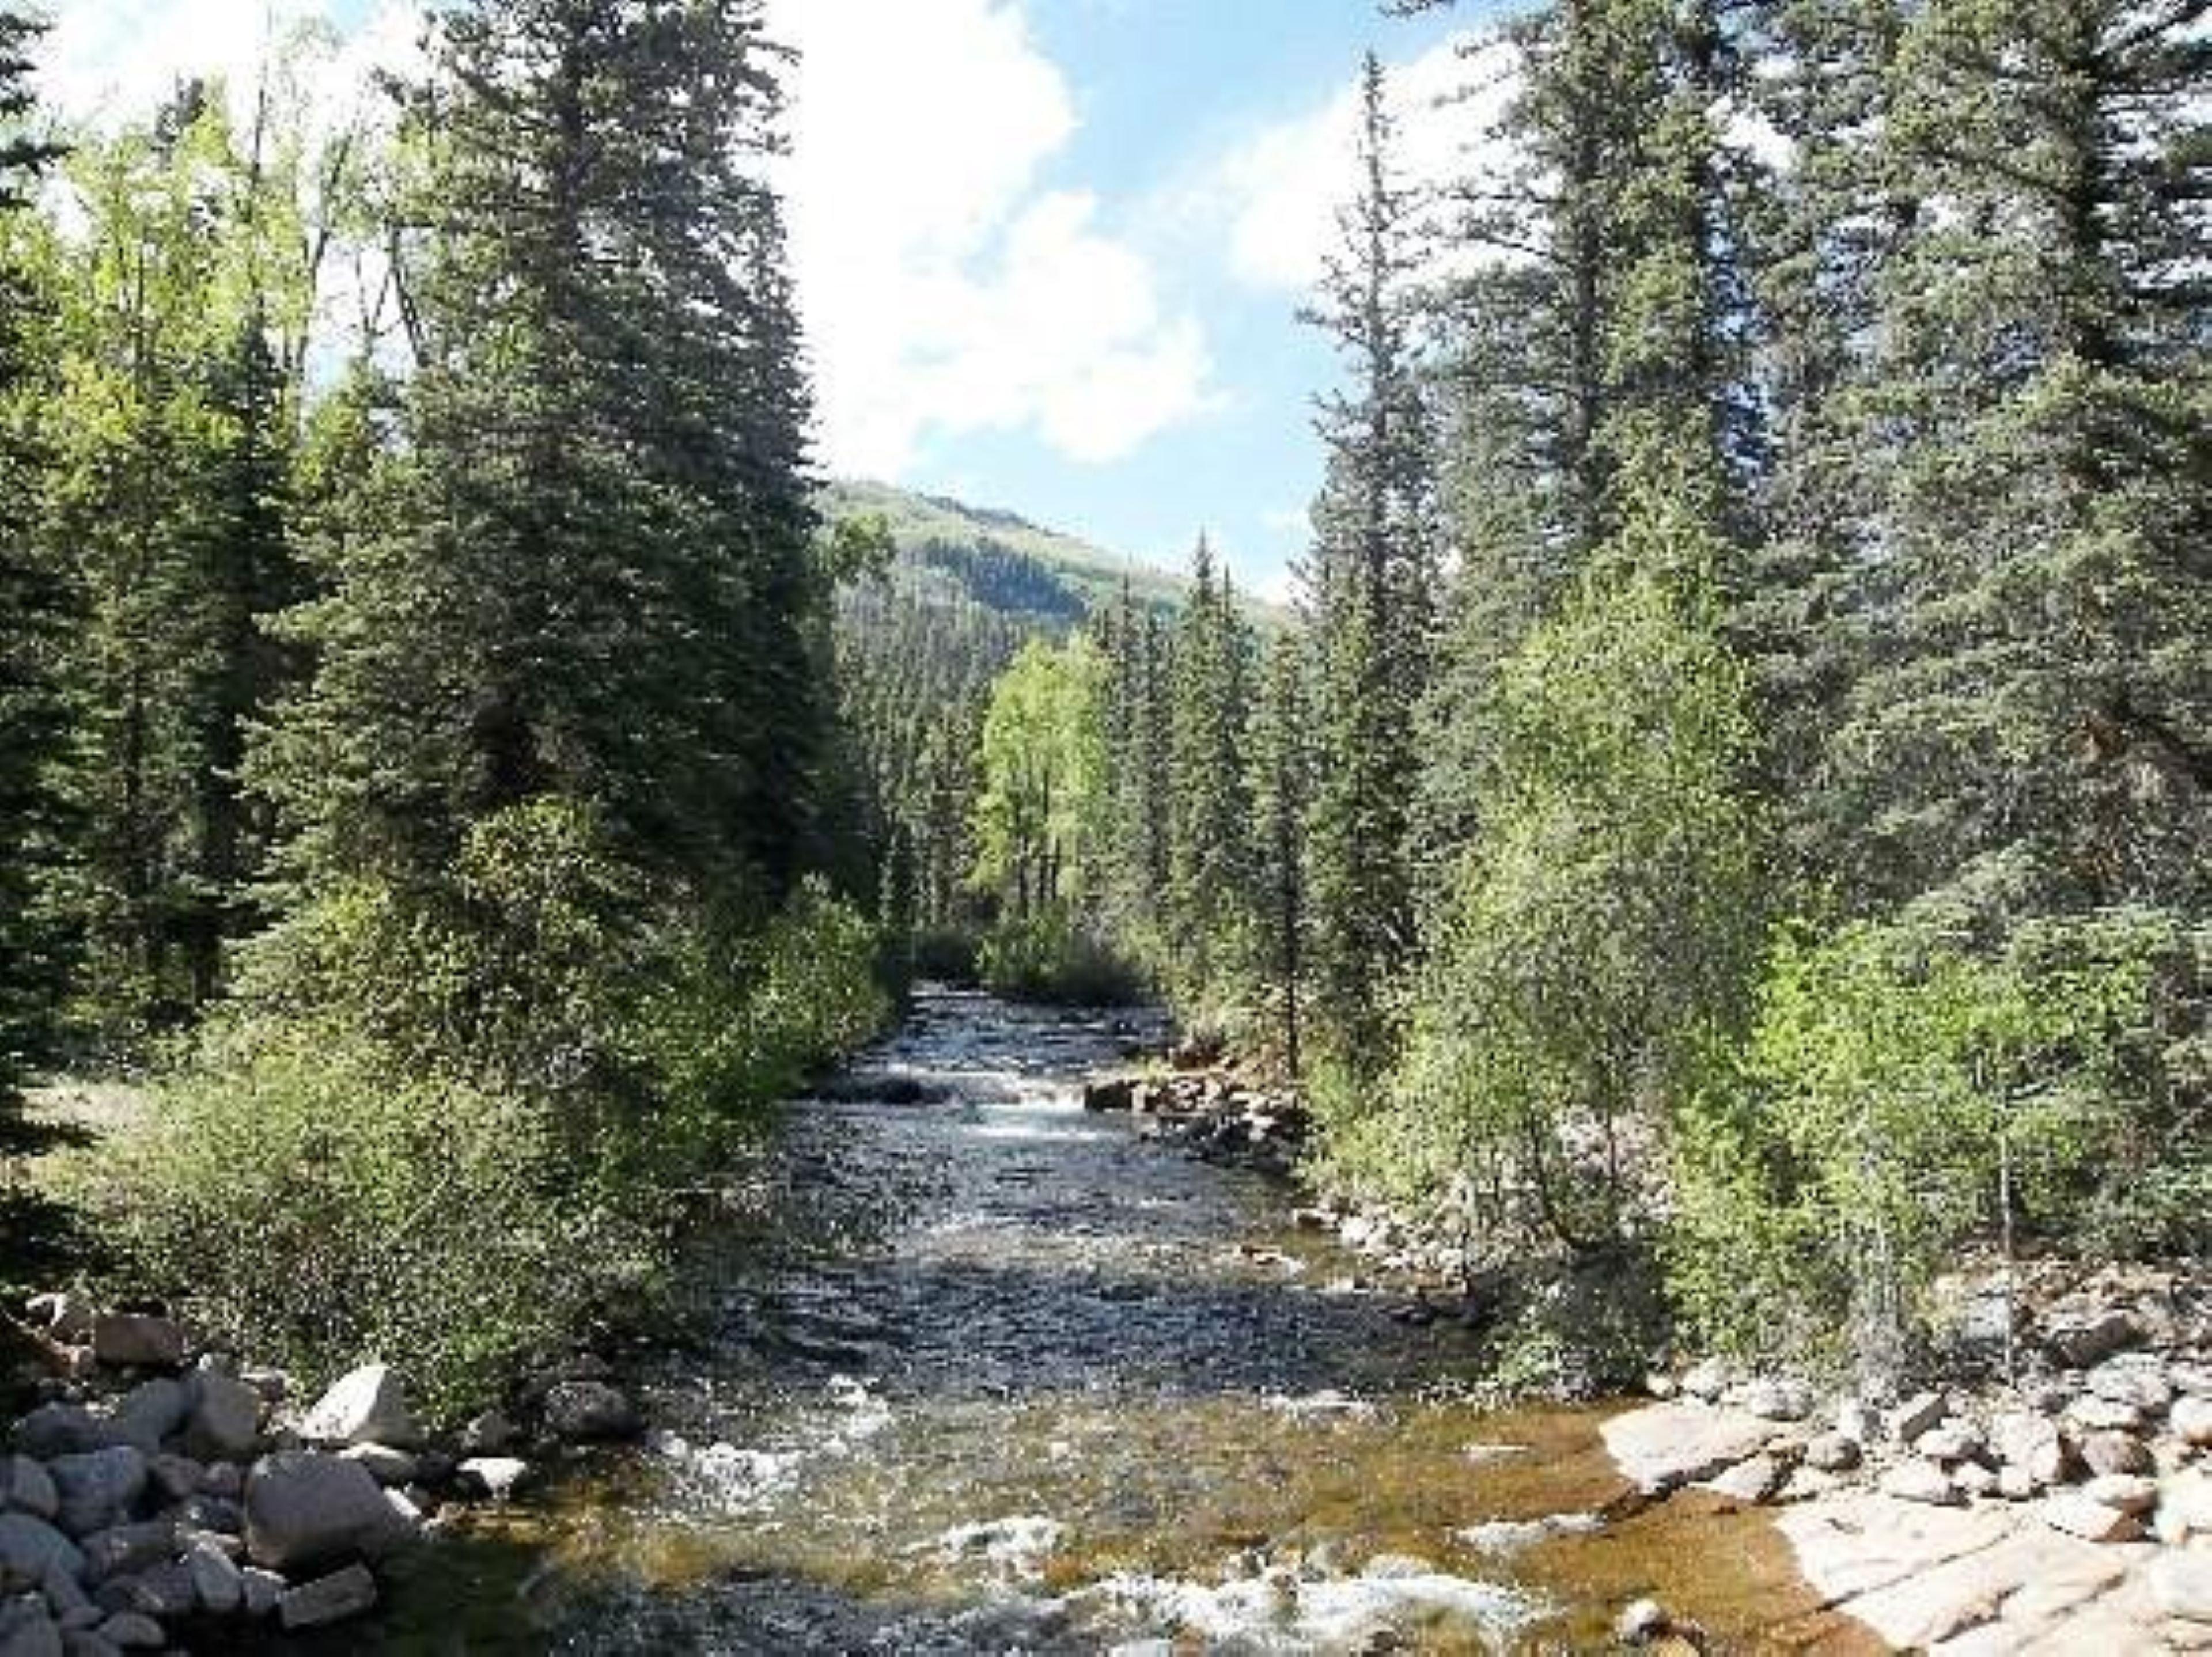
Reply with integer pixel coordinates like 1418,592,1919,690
0,1461,56,1525
12,1411,110,1463
0,1614,59,1657
48,1450,146,1539
543,1381,641,1442
298,1364,419,1450
238,1567,285,1618
183,1372,262,1462
278,1563,377,1631
104,1384,186,1457
0,1516,83,1590
243,1451,417,1571
2043,1306,2142,1370
77,1523,172,1584
185,1544,241,1616
89,1617,159,1652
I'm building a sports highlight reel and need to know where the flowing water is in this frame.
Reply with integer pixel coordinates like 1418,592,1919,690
355,987,1835,1655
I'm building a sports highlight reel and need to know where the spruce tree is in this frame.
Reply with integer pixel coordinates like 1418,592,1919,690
1831,0,2211,915
1165,539,1256,1003
1303,55,1439,1070
0,6,65,1105
1249,634,1313,1076
257,0,824,907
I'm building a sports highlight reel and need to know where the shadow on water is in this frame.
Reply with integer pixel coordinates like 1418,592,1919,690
362,988,1846,1654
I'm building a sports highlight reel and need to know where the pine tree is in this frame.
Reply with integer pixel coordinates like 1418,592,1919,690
257,0,824,907
1303,55,1440,1070
1248,634,1313,1076
1165,538,1256,1003
0,6,66,1104
1830,0,2212,915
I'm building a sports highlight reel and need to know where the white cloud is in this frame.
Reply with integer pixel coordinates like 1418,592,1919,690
43,0,1215,479
766,0,1217,477
1205,33,1520,295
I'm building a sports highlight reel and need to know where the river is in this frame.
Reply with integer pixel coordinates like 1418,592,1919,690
358,986,1830,1654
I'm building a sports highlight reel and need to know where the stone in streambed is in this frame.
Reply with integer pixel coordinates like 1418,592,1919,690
278,1563,377,1630
104,1383,185,1455
0,1616,59,1657
2150,1552,2212,1624
185,1543,243,1616
298,1364,419,1450
1880,1460,1960,1507
86,1317,183,1371
243,1451,416,1571
0,1461,56,1525
1601,1402,1775,1495
184,1371,262,1461
2080,1473,2157,1515
543,1381,641,1442
0,1515,83,1588
1888,1391,1948,1444
48,1449,146,1538
2039,1492,2143,1543
1804,1432,1861,1473
2077,1429,2151,1477
2172,1394,2212,1448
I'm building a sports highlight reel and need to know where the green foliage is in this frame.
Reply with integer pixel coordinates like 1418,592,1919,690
978,912,1146,1007
78,803,885,1410
970,637,1108,916
1346,569,1767,1253
1669,907,2210,1370
79,1023,649,1419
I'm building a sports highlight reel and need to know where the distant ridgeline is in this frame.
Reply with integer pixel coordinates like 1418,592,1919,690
819,478,1199,630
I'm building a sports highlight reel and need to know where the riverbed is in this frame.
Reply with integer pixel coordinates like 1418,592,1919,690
350,987,1846,1654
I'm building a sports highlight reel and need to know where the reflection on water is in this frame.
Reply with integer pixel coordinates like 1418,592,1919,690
351,987,1828,1655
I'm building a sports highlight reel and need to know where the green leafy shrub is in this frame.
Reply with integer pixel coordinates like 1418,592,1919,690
74,803,889,1412
1338,570,1767,1253
979,909,1146,1005
1667,905,2209,1373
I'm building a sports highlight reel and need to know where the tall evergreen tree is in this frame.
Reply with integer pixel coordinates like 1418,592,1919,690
1165,538,1256,1002
257,0,823,908
1830,0,2212,914
1304,56,1440,1069
0,6,66,1105
1249,634,1313,1077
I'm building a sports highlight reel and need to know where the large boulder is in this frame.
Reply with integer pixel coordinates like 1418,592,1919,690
48,1449,146,1538
106,1382,188,1456
2172,1394,2212,1448
297,1365,419,1450
184,1372,262,1462
2043,1306,2142,1370
12,1409,111,1462
86,1317,184,1371
0,1460,56,1524
278,1563,378,1631
543,1381,641,1443
0,1515,84,1588
243,1452,417,1572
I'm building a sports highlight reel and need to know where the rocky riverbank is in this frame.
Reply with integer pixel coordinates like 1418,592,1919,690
1079,1063,1308,1176
0,1294,647,1655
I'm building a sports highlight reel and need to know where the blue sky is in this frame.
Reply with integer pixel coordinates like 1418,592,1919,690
43,0,1495,596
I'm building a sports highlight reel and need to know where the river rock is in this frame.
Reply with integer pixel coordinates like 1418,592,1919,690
2150,1551,2212,1623
2044,1306,2142,1370
49,1449,146,1538
2065,1393,2145,1434
298,1364,419,1450
86,1318,183,1372
2172,1394,2212,1447
2157,1469,2212,1545
90,1614,159,1651
340,1444,418,1487
278,1563,377,1630
1993,1410,2072,1489
2081,1473,2157,1515
1615,1598,1669,1643
1601,1403,1775,1495
2077,1429,2152,1477
543,1381,641,1442
239,1566,285,1617
1950,1461,1998,1499
1834,1398,1878,1444
1733,1378,1813,1423
13,1410,111,1463
184,1372,262,1462
2086,1356,2172,1414
1679,1359,1730,1402
1916,1423,1985,1465
0,1461,56,1525
185,1543,242,1615
120,1560,192,1618
2040,1492,2144,1543
1804,1432,1861,1473
243,1451,416,1571
1705,1455,1787,1504
459,1410,516,1455
0,1616,59,1657
1880,1460,1960,1506
1889,1391,1948,1444
456,1458,528,1500
0,1516,83,1588
78,1522,172,1583
104,1385,185,1458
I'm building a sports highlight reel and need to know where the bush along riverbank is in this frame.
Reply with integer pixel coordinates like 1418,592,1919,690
0,1293,671,1650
